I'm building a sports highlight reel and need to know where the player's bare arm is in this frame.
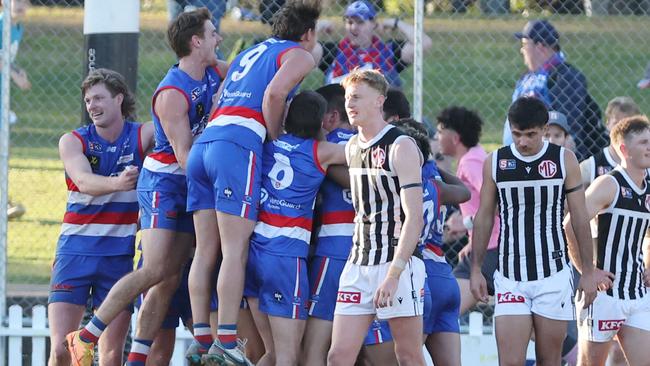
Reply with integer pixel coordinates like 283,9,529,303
154,89,193,169
386,19,432,65
139,121,155,154
59,133,138,196
263,48,315,141
563,149,614,306
374,138,423,308
469,154,497,303
435,167,471,205
643,230,650,287
317,141,346,170
563,174,616,273
326,166,351,189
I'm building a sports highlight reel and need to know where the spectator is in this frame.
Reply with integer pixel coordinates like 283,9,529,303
580,96,641,187
315,0,432,88
435,106,501,315
545,110,570,147
503,19,608,161
1,0,31,220
168,0,226,32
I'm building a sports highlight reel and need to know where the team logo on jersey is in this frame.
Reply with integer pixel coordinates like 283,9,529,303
645,195,650,211
597,166,612,176
191,86,201,101
88,155,100,171
195,102,205,118
371,147,386,167
538,160,557,178
117,153,134,165
499,159,516,170
89,141,102,152
621,187,633,199
260,188,269,205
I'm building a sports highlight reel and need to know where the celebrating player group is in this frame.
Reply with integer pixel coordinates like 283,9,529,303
47,1,650,366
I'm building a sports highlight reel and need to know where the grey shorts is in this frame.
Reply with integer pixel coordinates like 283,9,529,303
453,248,498,296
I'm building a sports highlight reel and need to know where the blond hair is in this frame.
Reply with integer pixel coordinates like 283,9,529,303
341,68,389,96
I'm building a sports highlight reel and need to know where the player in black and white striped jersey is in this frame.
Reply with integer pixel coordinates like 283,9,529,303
565,115,650,366
327,69,427,366
470,97,612,366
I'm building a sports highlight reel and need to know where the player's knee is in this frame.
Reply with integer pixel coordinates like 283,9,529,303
327,346,352,366
139,264,171,284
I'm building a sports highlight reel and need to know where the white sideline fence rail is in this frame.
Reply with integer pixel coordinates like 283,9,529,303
0,305,535,366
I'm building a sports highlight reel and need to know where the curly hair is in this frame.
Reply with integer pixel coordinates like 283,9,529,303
436,106,483,148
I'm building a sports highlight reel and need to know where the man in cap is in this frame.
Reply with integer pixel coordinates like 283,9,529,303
503,19,608,161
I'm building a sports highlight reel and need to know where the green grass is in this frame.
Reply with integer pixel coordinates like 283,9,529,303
7,6,650,284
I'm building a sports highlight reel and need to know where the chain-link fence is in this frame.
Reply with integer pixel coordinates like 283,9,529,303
5,0,650,328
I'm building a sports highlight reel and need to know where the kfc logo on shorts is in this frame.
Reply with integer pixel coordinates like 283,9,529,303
372,147,386,167
337,291,361,303
497,292,525,304
598,319,625,331
538,160,557,178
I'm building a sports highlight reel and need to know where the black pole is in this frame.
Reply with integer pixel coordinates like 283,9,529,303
82,0,139,124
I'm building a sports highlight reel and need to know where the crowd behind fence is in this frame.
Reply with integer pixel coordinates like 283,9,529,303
4,0,650,329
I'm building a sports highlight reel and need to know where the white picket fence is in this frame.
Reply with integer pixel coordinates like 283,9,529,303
0,305,535,365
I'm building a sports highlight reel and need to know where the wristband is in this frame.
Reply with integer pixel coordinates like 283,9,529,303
387,257,407,279
463,215,474,230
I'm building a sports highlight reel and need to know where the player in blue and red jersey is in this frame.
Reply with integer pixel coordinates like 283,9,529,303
301,83,356,366
66,9,227,366
49,69,153,366
184,2,321,364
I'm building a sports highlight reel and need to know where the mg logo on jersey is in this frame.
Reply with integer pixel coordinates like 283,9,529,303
372,147,386,167
497,292,525,304
598,319,625,331
538,160,557,178
337,291,361,303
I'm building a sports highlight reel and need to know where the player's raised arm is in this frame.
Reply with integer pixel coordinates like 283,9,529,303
154,89,193,169
264,48,316,140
